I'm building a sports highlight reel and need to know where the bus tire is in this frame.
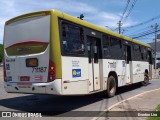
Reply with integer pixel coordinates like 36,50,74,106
107,76,116,97
141,73,149,86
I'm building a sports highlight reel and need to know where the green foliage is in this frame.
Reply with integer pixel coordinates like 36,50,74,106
148,104,160,120
156,105,160,111
0,44,4,63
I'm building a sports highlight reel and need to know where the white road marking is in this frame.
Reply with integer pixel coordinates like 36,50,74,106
91,87,160,120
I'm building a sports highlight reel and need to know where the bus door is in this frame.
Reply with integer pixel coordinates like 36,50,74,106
124,45,132,84
87,36,101,92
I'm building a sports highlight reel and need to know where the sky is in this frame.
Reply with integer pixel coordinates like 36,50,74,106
1,0,160,44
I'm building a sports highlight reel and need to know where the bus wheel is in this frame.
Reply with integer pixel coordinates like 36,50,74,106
107,76,116,97
142,73,149,86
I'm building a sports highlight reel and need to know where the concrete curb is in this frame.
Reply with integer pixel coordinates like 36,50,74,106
92,88,160,120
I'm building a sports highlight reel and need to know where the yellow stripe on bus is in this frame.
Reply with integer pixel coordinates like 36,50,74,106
50,10,63,78
54,10,150,48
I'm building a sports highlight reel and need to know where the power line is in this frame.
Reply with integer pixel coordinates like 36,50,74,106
105,26,118,32
131,28,160,39
117,0,138,34
129,23,160,39
125,26,151,36
138,37,153,40
128,28,153,37
132,30,155,39
120,0,131,21
125,15,160,29
130,28,154,38
123,0,138,23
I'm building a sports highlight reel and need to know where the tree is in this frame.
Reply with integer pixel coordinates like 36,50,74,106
0,44,4,63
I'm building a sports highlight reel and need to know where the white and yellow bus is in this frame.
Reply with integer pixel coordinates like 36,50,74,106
3,10,153,97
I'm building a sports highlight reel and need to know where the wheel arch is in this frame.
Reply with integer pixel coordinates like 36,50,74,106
108,71,118,87
145,69,149,74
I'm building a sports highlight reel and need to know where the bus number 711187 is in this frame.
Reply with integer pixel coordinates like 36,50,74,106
32,67,47,73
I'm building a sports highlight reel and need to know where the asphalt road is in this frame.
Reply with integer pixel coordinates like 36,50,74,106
0,68,160,120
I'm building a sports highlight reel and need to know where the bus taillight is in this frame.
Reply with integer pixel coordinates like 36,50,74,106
48,60,56,82
3,62,6,82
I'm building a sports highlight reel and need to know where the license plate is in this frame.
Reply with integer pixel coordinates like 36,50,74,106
26,58,38,67
17,82,32,87
20,76,30,81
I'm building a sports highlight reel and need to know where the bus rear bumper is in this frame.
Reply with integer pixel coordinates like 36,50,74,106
4,79,62,95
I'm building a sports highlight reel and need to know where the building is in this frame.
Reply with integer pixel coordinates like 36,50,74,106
149,41,160,68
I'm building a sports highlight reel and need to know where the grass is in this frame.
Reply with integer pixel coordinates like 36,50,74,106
147,104,160,120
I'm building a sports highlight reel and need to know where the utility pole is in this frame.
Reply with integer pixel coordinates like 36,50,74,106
117,21,123,34
151,23,158,71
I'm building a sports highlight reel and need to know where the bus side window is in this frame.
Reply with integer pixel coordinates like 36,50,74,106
102,35,110,58
140,46,144,60
143,47,148,61
62,23,69,52
61,22,85,55
62,23,69,38
134,44,141,61
110,37,123,59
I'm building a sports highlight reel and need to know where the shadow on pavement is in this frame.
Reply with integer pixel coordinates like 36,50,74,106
116,82,147,95
0,82,146,116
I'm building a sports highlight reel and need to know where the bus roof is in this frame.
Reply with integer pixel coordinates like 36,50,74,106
52,10,150,48
6,9,150,48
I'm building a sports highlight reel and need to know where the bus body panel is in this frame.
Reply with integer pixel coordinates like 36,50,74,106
62,80,88,95
61,56,89,94
45,79,62,94
132,61,149,83
102,59,128,88
102,59,149,88
50,10,63,79
5,46,50,83
4,79,62,95
4,14,52,93
3,9,152,95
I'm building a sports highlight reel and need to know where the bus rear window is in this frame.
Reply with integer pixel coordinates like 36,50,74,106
4,15,50,56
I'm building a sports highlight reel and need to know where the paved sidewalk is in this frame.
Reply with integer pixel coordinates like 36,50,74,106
152,69,160,79
97,89,160,120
